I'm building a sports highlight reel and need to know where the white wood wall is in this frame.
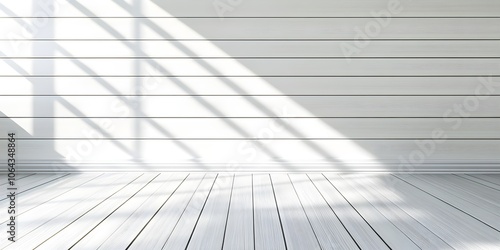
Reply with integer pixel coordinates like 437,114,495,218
1,0,499,172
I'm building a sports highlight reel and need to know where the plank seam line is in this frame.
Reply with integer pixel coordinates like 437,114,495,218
4,95,500,97
2,174,104,226
361,175,452,249
126,173,190,249
0,174,70,202
287,174,324,249
183,173,219,250
454,174,500,192
4,117,500,119
0,173,35,185
2,16,500,18
3,75,500,77
3,39,500,41
322,174,392,249
269,174,288,250
339,174,421,249
7,138,500,141
251,174,256,249
462,174,500,190
392,174,500,233
4,57,500,59
221,174,236,249
67,173,157,248
306,174,361,249
160,174,210,249
34,173,135,249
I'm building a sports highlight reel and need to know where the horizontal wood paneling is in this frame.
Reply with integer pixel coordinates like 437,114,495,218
1,59,500,76
1,77,499,96
2,96,500,118
2,18,500,40
2,118,500,139
2,140,499,171
1,0,499,17
2,41,500,58
1,1,498,172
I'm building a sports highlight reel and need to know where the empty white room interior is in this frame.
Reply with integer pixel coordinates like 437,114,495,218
0,0,500,249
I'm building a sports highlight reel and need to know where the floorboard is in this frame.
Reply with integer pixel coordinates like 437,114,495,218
289,174,359,249
408,175,500,228
37,173,152,249
387,175,500,249
468,174,500,187
4,174,101,221
223,174,254,250
308,174,389,250
253,174,286,250
431,175,500,207
0,173,34,186
129,173,206,249
161,173,217,250
74,173,187,249
324,173,420,250
270,174,321,250
0,174,68,202
187,174,234,250
2,173,132,249
343,174,452,249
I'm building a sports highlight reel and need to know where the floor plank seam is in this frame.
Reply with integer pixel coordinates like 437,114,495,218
126,174,191,249
184,174,219,250
458,174,500,191
288,174,323,249
269,174,288,250
322,174,392,249
68,173,156,248
159,174,210,249
392,175,500,233
306,174,361,250
221,174,236,249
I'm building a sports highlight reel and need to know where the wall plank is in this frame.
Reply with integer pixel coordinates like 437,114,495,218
1,18,500,40
2,41,500,58
1,77,499,96
1,0,499,17
1,96,499,118
1,59,499,76
2,139,499,172
2,118,500,139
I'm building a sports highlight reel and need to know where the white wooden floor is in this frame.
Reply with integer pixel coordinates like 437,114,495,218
1,173,499,249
